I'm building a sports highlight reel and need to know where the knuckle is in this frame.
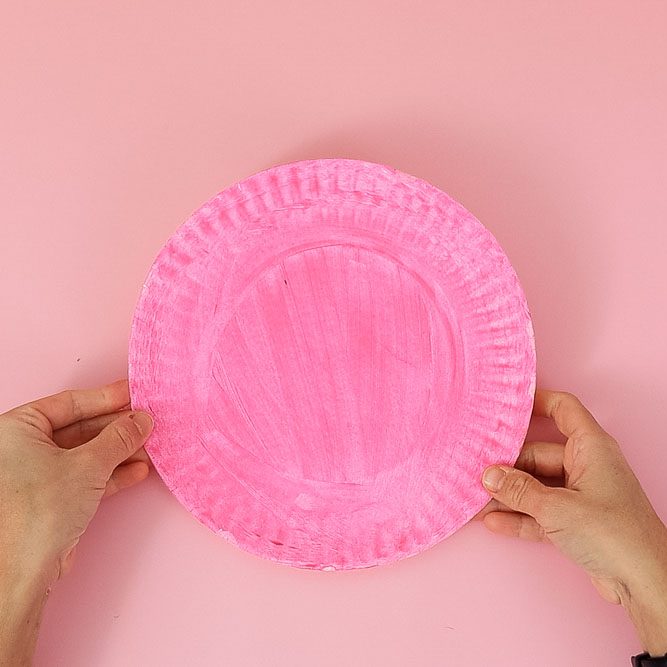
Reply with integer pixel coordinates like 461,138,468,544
15,406,50,431
556,391,581,409
516,445,536,475
66,390,83,421
601,434,619,449
518,516,545,542
505,473,534,509
112,422,137,453
97,387,112,409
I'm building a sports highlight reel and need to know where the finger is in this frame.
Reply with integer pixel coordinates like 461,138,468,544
533,390,606,439
473,498,512,520
19,380,130,433
127,447,150,465
52,410,131,448
482,465,552,519
99,445,149,466
515,441,565,478
103,461,150,498
482,511,546,542
79,411,153,474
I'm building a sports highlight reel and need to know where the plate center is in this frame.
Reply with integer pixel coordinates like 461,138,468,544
207,243,458,485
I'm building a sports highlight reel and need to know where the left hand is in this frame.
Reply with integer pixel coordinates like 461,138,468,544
0,380,153,584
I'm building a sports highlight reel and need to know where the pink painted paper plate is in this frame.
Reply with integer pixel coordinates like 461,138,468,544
128,158,536,570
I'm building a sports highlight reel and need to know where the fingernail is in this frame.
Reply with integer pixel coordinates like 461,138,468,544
129,412,154,436
483,466,508,492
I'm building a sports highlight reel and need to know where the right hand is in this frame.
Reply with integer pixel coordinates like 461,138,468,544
479,390,667,657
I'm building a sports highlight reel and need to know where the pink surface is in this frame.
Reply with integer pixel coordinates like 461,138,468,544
1,1,666,664
128,159,535,569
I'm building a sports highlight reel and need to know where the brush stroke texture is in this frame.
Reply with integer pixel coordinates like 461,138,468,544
128,159,536,570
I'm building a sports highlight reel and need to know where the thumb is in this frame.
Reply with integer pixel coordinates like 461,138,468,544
482,465,551,519
79,411,153,474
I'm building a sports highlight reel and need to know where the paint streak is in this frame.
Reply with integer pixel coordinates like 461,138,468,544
128,159,536,570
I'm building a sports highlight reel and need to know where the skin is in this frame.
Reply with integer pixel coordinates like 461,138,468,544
0,383,665,661
479,389,667,657
0,380,153,666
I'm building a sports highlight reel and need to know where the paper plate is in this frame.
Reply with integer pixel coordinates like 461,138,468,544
128,158,536,570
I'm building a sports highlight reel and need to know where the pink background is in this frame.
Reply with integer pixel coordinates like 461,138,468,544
1,2,665,665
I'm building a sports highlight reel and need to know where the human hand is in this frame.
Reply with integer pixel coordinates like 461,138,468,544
480,390,667,656
0,380,153,665
0,380,153,583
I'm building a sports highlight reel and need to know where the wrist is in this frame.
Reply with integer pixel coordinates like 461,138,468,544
0,544,54,666
621,527,667,656
0,537,59,594
0,553,54,603
0,549,54,666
